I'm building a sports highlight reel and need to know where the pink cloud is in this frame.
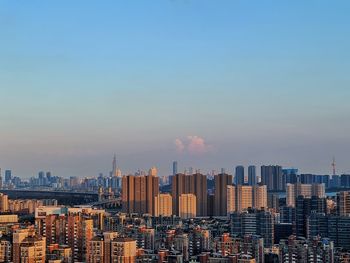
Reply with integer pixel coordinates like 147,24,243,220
187,136,208,154
174,135,210,155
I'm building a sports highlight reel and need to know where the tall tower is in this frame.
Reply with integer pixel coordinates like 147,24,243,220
112,154,117,174
173,161,178,175
248,166,257,186
235,166,245,185
111,154,122,190
332,157,336,176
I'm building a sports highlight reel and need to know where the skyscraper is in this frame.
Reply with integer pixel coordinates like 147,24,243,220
122,168,159,216
111,154,122,191
248,166,257,186
235,165,245,185
172,161,178,176
214,172,233,216
4,170,11,185
261,165,283,191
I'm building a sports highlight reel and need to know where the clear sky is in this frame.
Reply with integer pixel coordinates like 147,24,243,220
1,0,350,178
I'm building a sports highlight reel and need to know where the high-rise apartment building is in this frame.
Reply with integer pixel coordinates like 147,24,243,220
13,228,46,263
171,173,207,216
337,191,350,216
248,166,257,186
295,196,327,237
253,185,268,210
214,173,233,216
179,194,196,219
87,236,104,263
261,165,283,191
286,183,325,207
341,174,350,188
67,214,93,262
87,232,118,263
111,237,137,263
308,213,350,250
0,194,8,213
236,185,253,212
230,210,275,247
235,166,245,185
227,185,267,214
155,193,172,217
227,185,236,215
0,236,11,262
122,168,159,215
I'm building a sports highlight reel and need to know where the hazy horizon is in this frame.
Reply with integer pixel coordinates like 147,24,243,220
1,1,350,178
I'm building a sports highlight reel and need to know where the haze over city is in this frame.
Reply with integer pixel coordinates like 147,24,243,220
1,1,350,178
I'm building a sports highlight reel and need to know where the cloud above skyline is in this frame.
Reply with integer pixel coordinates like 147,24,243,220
175,136,210,155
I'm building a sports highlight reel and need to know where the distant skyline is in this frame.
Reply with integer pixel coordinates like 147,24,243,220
1,1,350,178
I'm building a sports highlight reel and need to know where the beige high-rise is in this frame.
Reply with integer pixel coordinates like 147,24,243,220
253,185,268,210
86,232,118,263
0,194,8,212
171,173,207,216
111,238,137,263
155,193,172,217
227,185,236,214
227,185,268,213
0,238,12,262
236,185,253,212
286,183,325,207
13,228,46,263
179,194,196,219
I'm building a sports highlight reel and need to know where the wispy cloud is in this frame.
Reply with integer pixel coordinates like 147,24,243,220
174,138,185,153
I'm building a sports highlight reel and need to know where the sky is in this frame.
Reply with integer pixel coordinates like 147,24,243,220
1,0,350,178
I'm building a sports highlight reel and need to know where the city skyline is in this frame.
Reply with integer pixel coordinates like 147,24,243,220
0,159,347,180
1,1,350,177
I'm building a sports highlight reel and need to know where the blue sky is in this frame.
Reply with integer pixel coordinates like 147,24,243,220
1,0,350,178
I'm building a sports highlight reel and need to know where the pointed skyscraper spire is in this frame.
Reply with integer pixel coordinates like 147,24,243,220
112,154,117,174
